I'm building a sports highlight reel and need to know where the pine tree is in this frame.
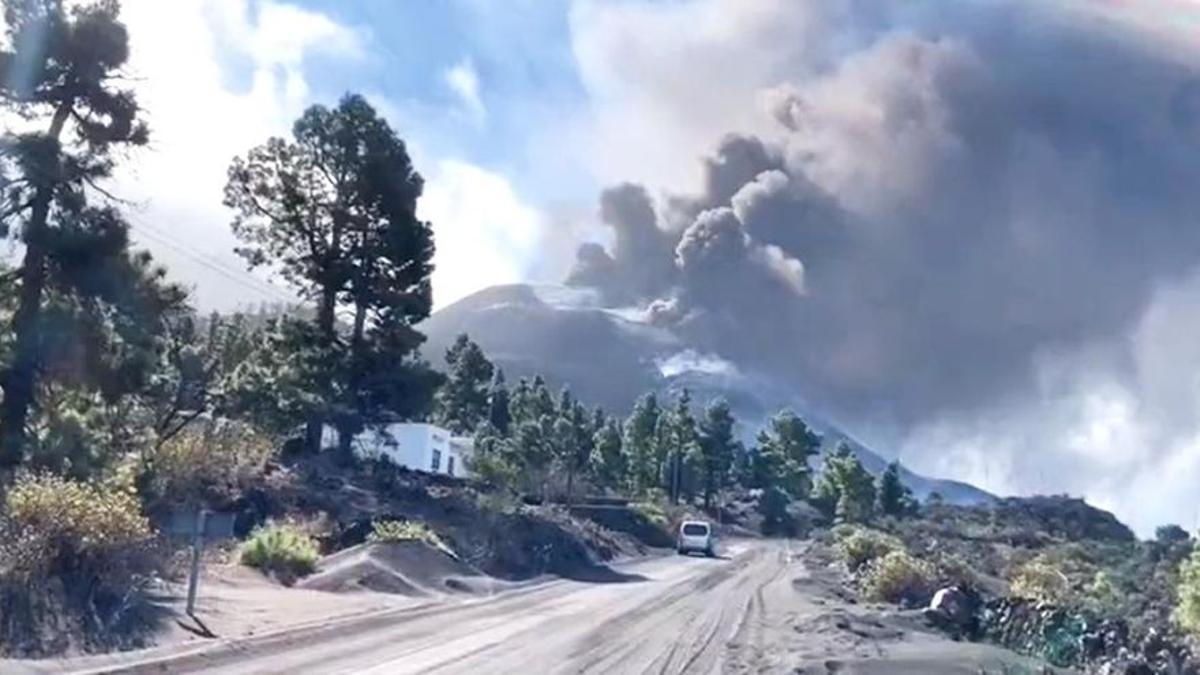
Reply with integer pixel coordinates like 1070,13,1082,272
697,398,740,509
877,460,917,517
553,395,593,504
594,416,626,491
0,0,187,467
623,393,661,493
487,369,511,435
664,390,698,504
225,94,436,452
433,334,494,434
754,410,821,499
508,377,531,426
815,442,876,523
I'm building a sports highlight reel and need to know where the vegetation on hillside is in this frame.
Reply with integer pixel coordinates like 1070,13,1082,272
817,500,1200,673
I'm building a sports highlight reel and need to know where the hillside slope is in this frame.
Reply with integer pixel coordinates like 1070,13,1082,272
420,283,994,505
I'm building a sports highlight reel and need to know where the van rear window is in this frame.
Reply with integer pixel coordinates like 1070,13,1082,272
682,523,708,536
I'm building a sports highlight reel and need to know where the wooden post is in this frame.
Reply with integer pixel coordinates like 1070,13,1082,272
186,509,208,616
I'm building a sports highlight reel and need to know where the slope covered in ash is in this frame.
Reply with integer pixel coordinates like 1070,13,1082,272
420,283,994,505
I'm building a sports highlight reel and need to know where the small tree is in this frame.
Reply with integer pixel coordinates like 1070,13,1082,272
753,409,821,499
814,442,876,523
487,369,511,436
593,416,626,491
623,392,661,493
433,334,494,434
1156,524,1191,546
697,399,740,509
552,391,593,504
1175,547,1200,635
877,460,918,517
662,390,698,504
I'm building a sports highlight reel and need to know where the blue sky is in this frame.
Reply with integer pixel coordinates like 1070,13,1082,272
113,0,613,311
285,0,593,199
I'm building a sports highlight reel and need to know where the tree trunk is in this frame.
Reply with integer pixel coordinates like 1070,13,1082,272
565,465,575,508
305,286,339,453
670,453,681,505
0,104,71,469
336,300,368,458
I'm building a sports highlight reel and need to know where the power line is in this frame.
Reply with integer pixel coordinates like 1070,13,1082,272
128,222,297,305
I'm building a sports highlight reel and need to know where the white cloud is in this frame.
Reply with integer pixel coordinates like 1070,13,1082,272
444,57,486,126
418,160,544,308
115,0,368,309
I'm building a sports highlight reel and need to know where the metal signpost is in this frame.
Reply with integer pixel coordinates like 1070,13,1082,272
166,509,236,616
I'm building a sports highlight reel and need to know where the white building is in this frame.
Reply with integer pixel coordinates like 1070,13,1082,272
321,423,473,478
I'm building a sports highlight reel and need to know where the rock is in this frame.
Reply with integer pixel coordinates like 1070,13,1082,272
925,586,972,626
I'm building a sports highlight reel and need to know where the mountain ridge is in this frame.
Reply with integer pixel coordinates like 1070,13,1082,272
421,283,995,505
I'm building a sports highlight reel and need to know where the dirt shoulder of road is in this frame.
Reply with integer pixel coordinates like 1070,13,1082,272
6,539,1068,675
4,557,428,675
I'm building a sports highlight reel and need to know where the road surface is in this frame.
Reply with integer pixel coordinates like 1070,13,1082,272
87,539,1056,675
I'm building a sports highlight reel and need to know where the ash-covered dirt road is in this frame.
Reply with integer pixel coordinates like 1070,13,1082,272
84,540,1055,675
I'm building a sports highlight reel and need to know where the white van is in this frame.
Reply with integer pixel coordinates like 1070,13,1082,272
676,520,716,557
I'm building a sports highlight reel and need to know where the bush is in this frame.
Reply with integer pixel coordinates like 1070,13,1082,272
2,473,152,580
141,420,274,508
861,550,936,604
835,526,903,572
1174,547,1200,635
368,519,455,557
933,553,980,591
1083,570,1121,614
1010,558,1070,604
239,521,319,584
631,501,670,530
0,473,159,655
1156,524,1191,546
466,450,519,488
759,486,795,536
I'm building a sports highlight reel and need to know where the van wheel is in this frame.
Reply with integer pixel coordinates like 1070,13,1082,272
704,547,715,558
677,548,687,555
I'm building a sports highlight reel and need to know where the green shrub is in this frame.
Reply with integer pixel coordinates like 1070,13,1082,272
861,550,936,604
631,501,670,530
835,526,903,572
1083,570,1121,614
141,420,274,508
2,473,152,580
933,553,979,591
476,489,521,516
466,450,519,488
1010,557,1070,604
0,473,159,655
1174,547,1200,634
369,520,457,558
239,521,319,583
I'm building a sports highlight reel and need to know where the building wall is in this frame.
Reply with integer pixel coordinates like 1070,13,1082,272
322,423,469,477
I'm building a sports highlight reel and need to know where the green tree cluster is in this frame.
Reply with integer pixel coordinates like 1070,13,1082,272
813,442,878,523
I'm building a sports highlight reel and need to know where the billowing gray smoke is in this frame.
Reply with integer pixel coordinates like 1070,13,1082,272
564,1,1200,532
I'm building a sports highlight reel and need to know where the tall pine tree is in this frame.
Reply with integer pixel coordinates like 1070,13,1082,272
0,0,186,468
697,398,740,509
225,94,437,451
623,392,661,493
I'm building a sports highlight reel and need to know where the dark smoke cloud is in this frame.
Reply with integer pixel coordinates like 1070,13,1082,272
566,183,676,302
564,0,1200,529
